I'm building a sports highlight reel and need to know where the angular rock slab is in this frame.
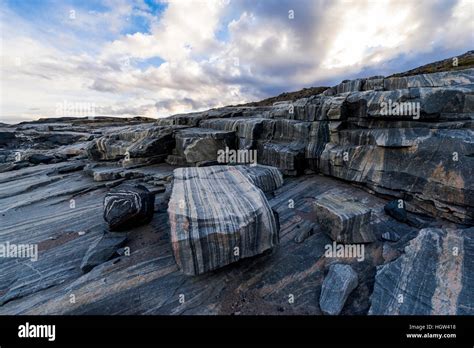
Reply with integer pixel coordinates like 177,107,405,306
320,264,358,315
80,232,127,273
175,128,236,164
103,184,155,231
168,166,280,275
369,228,474,315
313,189,376,243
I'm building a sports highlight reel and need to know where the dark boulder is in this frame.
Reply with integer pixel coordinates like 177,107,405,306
27,153,55,165
0,131,16,146
103,184,155,231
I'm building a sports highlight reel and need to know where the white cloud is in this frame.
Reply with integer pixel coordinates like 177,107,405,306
1,0,473,123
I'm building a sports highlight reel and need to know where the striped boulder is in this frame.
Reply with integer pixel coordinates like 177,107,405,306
103,184,155,231
168,165,280,275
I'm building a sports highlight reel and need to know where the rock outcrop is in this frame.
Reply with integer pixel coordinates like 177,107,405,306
87,125,176,165
0,65,472,315
170,128,235,166
118,68,473,225
168,165,280,275
369,227,473,315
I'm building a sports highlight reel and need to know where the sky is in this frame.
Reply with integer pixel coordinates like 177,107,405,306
0,0,473,123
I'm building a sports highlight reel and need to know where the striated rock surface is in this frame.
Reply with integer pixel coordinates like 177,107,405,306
320,264,358,315
314,189,375,243
317,74,474,224
103,184,155,231
369,227,473,315
168,166,280,275
147,68,473,224
234,164,284,193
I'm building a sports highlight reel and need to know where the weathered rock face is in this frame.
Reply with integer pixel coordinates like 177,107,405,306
315,71,474,224
0,131,16,146
320,264,358,315
257,119,310,175
103,184,155,231
79,69,474,225
171,128,236,165
149,69,474,224
369,227,473,315
201,117,269,149
168,166,280,275
27,153,55,165
314,189,376,243
87,125,177,164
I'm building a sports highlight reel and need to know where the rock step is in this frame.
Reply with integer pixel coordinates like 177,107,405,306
234,164,283,193
314,188,376,243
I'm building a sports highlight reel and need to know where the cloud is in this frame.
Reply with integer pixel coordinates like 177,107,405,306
1,0,473,123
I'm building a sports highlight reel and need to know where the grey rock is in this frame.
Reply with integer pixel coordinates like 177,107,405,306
87,125,176,162
234,164,284,193
382,243,401,263
319,264,358,315
294,225,314,243
174,127,236,165
0,131,16,146
1,65,472,316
